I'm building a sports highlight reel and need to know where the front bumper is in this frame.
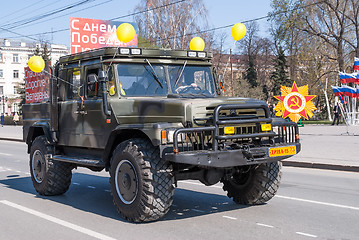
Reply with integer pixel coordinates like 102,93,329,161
165,143,301,168
163,104,301,168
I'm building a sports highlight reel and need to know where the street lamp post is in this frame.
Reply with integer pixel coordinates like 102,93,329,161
1,96,8,115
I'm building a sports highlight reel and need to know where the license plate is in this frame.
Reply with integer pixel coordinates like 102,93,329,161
269,146,296,157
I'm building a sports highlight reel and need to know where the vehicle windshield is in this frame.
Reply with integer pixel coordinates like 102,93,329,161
116,63,215,97
168,65,215,97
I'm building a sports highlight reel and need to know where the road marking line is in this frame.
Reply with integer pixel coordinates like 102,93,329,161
191,209,205,213
182,181,359,211
181,181,222,189
256,223,274,228
0,153,12,156
87,186,96,189
0,200,116,240
276,195,359,211
296,232,318,238
223,216,237,220
72,182,80,185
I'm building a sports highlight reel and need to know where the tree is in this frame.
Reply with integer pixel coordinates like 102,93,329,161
42,43,51,62
270,47,291,96
245,56,258,87
134,0,212,49
34,45,41,56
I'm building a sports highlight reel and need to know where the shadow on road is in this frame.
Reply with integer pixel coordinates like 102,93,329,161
0,172,250,223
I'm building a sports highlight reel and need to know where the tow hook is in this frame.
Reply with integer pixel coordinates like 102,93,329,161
242,145,254,162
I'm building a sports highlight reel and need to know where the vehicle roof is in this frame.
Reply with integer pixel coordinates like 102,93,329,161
58,47,213,65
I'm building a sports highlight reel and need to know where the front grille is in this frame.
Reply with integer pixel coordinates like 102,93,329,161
173,103,277,153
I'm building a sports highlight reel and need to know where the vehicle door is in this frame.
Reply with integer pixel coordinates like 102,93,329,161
81,65,108,149
57,67,85,147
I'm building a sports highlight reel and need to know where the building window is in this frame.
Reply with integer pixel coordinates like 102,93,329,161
0,86,3,95
0,69,3,78
13,70,19,78
13,54,19,63
13,86,17,94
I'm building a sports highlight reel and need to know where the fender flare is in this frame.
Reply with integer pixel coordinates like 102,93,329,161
26,122,54,153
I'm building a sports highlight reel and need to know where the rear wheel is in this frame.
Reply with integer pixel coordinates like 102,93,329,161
29,136,73,196
109,138,174,222
222,161,282,204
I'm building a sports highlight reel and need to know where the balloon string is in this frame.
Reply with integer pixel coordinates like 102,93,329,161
43,69,84,90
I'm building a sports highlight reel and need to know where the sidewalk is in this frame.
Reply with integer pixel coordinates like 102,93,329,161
1,125,358,172
283,124,359,172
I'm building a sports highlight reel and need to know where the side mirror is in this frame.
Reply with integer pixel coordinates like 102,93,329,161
98,70,108,82
87,73,98,91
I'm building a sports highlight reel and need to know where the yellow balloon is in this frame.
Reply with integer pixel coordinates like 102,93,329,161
116,23,136,43
189,37,205,51
231,23,247,41
28,56,45,73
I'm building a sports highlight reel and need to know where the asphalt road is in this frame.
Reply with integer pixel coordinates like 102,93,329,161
0,140,358,240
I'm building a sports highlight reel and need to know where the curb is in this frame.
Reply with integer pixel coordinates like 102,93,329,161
0,138,24,143
283,160,359,173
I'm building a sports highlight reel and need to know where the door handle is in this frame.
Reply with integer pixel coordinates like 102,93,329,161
74,110,88,115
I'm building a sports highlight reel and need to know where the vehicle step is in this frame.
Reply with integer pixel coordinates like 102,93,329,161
52,155,105,167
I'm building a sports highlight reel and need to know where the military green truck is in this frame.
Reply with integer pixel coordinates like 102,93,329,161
23,47,300,222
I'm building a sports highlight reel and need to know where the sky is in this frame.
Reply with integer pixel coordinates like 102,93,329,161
0,0,272,52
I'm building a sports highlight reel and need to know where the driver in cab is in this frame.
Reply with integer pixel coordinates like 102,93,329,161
174,71,199,94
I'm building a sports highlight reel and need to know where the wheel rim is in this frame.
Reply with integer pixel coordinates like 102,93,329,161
230,168,254,188
31,150,46,183
115,159,138,204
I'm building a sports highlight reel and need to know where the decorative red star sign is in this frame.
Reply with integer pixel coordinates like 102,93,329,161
273,82,317,123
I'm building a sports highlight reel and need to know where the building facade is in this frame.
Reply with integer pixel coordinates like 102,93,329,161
0,39,68,115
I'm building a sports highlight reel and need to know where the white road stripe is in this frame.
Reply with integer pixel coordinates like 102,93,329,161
223,216,237,220
87,186,96,189
72,182,80,185
181,181,359,211
256,223,274,228
0,153,12,156
191,209,205,213
0,200,117,240
276,195,359,211
296,232,318,238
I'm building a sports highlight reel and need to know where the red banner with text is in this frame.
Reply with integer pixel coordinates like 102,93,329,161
24,66,50,103
70,17,138,54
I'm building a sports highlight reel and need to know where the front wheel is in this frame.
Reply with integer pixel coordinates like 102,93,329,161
29,136,73,196
222,161,282,205
109,139,174,222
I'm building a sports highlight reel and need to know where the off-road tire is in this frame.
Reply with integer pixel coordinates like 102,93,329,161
29,136,73,196
109,138,174,222
222,161,282,205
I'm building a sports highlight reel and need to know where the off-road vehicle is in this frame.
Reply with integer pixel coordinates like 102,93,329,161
23,47,300,222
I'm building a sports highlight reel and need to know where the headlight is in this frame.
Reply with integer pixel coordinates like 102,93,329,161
161,129,186,144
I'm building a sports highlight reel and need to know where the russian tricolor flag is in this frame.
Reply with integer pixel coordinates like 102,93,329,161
339,72,359,84
355,57,359,71
332,85,359,98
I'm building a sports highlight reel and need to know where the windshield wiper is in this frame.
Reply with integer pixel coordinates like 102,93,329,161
145,59,163,88
173,60,187,87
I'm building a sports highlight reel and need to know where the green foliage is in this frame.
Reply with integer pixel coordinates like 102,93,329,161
137,34,159,48
245,56,258,88
42,43,51,62
34,45,41,56
16,81,26,113
270,47,291,96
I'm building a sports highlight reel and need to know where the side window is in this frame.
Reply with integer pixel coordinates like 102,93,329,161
107,66,117,96
68,69,82,100
86,68,100,99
